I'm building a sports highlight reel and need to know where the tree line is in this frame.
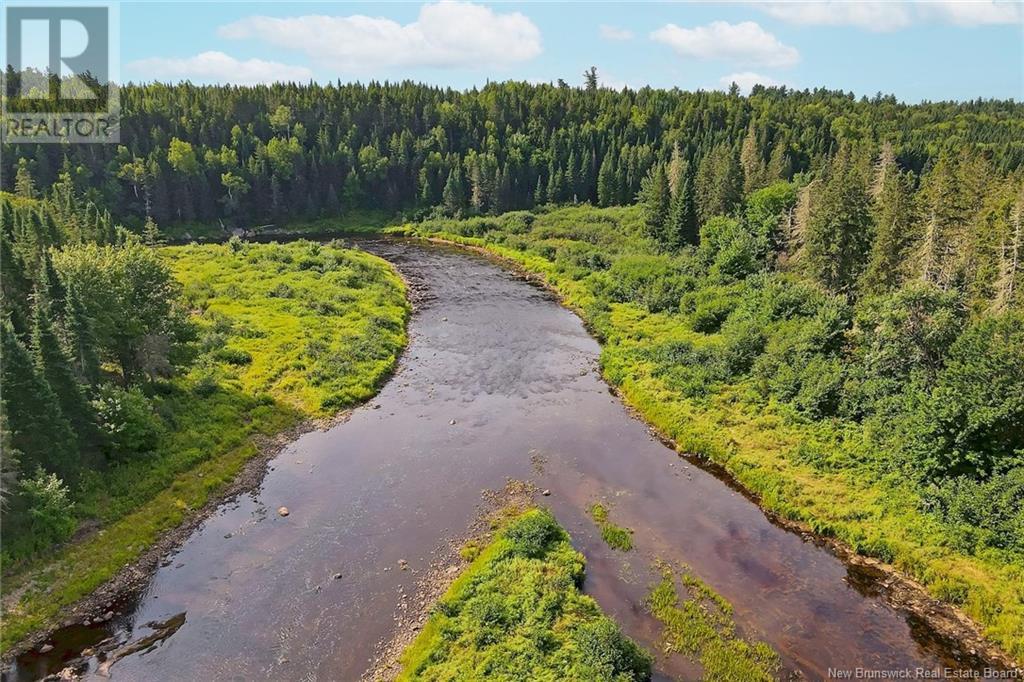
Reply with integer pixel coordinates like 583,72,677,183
3,77,1022,232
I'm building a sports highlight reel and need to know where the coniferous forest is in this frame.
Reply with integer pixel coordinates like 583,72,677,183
2,78,1024,669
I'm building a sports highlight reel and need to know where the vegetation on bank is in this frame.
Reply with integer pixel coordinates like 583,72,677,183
0,219,408,650
589,503,634,552
406,199,1024,661
397,508,652,681
648,561,779,680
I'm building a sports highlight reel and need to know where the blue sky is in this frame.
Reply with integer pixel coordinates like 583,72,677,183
116,1,1023,102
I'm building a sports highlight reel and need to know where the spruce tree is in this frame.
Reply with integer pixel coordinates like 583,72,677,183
14,158,36,199
31,290,98,449
639,164,671,244
740,123,766,194
1,318,78,478
442,166,466,216
667,161,699,248
862,150,916,295
597,152,616,207
805,145,874,293
62,283,102,386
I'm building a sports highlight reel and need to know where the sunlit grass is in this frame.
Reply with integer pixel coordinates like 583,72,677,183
397,508,651,681
647,561,779,681
1,240,409,652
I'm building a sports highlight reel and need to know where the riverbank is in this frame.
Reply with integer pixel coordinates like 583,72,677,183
1,241,410,659
402,205,1023,669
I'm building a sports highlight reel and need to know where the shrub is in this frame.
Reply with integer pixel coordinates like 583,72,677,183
602,255,691,313
504,508,563,558
21,469,77,548
92,385,162,459
213,347,253,365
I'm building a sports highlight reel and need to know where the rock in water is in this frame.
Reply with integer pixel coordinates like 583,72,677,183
278,506,290,517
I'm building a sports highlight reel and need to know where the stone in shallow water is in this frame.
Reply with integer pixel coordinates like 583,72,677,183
278,506,289,517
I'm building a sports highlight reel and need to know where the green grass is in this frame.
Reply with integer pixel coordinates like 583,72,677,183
397,508,652,681
647,562,779,680
589,503,634,552
408,204,1024,662
1,239,409,652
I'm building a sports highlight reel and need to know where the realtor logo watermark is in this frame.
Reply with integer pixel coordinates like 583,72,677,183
2,1,120,143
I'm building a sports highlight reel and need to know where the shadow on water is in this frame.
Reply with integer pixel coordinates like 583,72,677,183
7,238,1010,681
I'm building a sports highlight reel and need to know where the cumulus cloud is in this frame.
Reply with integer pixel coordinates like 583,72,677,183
754,0,1020,30
718,72,790,94
599,24,634,41
127,51,312,85
218,1,542,71
651,21,799,68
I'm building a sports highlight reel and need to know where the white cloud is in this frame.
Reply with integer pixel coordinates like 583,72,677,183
755,2,912,31
127,51,312,85
651,20,800,68
218,1,542,71
754,1,1021,30
919,0,1022,26
599,24,634,41
718,72,790,94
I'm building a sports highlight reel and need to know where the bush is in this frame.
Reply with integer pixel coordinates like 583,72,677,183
931,467,1024,553
21,469,77,548
213,347,253,365
92,385,162,459
929,312,1024,478
601,255,692,313
504,508,563,558
573,619,652,681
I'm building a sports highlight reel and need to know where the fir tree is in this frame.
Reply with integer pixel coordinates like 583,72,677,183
805,146,874,293
14,158,36,199
639,164,671,244
667,160,699,248
142,216,164,247
1,318,78,478
30,290,99,457
597,152,616,207
862,150,916,294
442,166,466,216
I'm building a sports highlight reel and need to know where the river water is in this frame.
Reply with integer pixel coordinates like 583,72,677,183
10,239,983,681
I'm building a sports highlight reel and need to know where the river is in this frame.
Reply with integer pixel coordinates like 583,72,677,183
9,239,984,681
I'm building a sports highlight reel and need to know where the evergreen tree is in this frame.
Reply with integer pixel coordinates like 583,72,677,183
62,283,102,386
805,145,874,293
862,150,916,294
442,166,466,216
917,150,982,289
14,158,36,199
1,318,78,478
30,291,99,458
667,160,699,248
597,152,616,207
740,123,766,194
142,216,164,247
639,164,671,244
695,143,742,224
